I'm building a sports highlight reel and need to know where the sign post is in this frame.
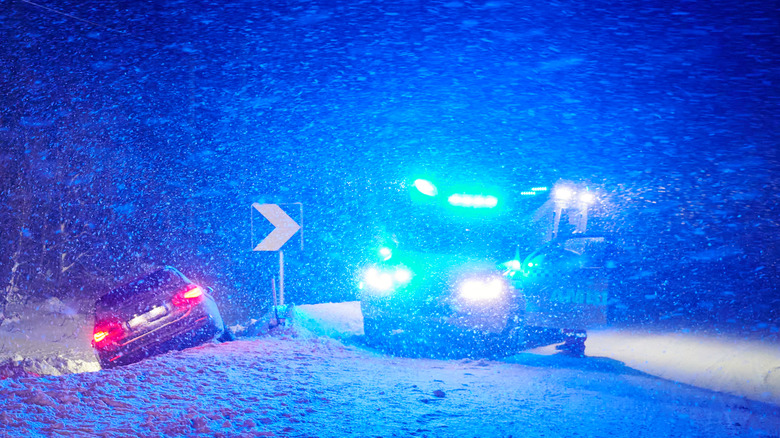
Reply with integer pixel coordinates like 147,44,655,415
251,203,302,311
279,250,285,306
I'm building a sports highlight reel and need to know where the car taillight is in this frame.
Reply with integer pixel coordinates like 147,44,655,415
93,320,124,345
172,285,204,307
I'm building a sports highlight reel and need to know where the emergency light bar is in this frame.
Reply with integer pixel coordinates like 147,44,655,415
447,194,498,208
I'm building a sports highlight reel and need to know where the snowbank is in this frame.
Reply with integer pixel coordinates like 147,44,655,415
291,302,365,339
0,297,100,377
586,328,780,406
0,301,778,437
2,324,778,437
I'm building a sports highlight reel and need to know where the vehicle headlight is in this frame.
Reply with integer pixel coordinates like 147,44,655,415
393,267,412,283
364,267,393,292
457,276,507,302
361,265,413,295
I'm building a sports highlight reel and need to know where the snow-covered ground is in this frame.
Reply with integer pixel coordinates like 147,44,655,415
0,298,99,377
286,302,780,406
1,300,779,437
586,327,780,407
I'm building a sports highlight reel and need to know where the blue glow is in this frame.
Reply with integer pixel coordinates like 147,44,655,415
413,179,438,197
448,194,498,208
379,247,392,260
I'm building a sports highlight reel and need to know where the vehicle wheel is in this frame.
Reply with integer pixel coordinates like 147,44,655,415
555,330,587,357
217,324,236,342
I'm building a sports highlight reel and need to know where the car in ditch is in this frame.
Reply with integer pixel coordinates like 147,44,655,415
92,266,231,369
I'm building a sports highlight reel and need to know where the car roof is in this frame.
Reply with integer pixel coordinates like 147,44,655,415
96,266,191,310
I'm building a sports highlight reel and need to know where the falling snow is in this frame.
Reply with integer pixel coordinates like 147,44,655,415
0,0,778,435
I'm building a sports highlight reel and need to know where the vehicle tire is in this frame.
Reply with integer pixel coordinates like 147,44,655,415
217,324,236,342
555,329,587,357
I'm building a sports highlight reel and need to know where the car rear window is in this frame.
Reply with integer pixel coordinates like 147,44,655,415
96,267,190,313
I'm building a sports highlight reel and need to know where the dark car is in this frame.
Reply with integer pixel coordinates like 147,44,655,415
92,266,230,369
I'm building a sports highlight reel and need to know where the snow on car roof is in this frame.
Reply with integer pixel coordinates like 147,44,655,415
95,266,190,310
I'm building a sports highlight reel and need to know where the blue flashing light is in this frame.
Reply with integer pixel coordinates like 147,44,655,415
448,194,498,208
413,179,438,197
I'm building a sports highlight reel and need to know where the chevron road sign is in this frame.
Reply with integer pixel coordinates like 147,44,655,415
252,203,301,251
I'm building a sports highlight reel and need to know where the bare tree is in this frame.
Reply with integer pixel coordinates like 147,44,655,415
1,145,34,320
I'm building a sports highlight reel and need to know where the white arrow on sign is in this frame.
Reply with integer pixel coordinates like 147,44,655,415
252,203,301,251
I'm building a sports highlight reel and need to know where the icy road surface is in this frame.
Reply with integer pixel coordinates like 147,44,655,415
1,333,779,437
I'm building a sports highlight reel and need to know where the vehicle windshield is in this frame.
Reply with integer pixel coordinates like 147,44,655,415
377,182,547,259
387,209,515,258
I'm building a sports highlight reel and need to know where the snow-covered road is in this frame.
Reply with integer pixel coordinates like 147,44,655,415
2,333,779,438
1,301,780,437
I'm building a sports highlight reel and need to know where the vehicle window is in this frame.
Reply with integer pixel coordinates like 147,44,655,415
96,268,187,312
561,237,610,268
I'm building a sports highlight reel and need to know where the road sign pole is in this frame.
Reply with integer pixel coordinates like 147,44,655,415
271,276,280,327
279,250,285,306
250,203,301,315
271,276,278,307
